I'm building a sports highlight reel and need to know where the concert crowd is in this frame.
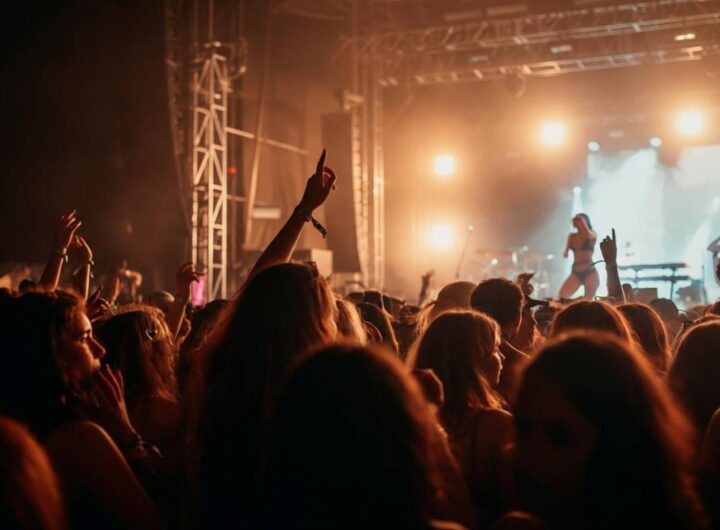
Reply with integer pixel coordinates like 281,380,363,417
2,151,720,530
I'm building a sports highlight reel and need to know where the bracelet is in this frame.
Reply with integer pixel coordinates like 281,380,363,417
294,205,328,239
52,247,69,263
118,432,162,460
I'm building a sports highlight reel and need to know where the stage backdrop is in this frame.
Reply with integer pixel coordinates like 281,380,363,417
560,145,720,303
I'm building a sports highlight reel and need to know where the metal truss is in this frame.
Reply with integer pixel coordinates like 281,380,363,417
336,0,720,85
191,50,229,301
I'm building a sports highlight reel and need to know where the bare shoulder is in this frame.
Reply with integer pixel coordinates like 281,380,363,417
476,408,513,432
470,408,514,451
46,420,115,454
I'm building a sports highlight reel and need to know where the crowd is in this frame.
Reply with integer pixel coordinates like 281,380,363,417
2,149,720,530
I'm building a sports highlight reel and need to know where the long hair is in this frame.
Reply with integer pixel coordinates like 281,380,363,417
668,321,720,435
410,310,503,432
266,344,449,530
194,262,336,529
0,291,84,438
619,303,671,373
550,300,634,343
517,332,705,530
95,308,178,403
0,416,66,530
335,297,367,344
357,302,399,353
575,213,593,230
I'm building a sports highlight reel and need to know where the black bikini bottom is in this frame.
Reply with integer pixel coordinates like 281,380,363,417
572,263,598,283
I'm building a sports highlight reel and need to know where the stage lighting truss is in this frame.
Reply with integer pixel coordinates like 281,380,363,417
332,0,720,86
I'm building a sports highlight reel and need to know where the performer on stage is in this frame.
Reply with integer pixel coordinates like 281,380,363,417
559,213,599,299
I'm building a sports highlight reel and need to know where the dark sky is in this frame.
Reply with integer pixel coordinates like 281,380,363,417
0,1,184,277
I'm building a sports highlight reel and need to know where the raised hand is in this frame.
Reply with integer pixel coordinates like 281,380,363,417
421,270,434,287
600,228,618,264
87,288,112,322
298,149,337,212
516,272,535,297
54,210,83,250
601,229,623,302
176,262,202,300
71,235,93,263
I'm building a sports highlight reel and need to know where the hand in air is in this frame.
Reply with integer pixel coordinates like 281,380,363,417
298,149,337,212
71,235,93,263
176,262,202,300
421,270,434,287
54,210,83,250
516,272,535,297
600,229,618,265
86,287,111,322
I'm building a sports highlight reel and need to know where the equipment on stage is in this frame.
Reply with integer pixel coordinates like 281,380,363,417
708,236,720,287
619,262,691,299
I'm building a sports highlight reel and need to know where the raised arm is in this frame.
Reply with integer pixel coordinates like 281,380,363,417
247,150,336,280
39,210,82,291
166,262,200,339
418,270,434,306
600,228,624,303
71,235,94,300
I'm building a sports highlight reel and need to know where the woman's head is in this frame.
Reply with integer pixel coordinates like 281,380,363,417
514,333,702,529
204,262,337,386
357,302,399,353
0,416,66,530
0,291,105,435
335,298,367,344
668,321,720,434
550,300,633,343
618,303,671,373
572,213,592,230
196,262,338,526
417,281,475,330
95,308,177,402
267,344,447,529
411,310,503,429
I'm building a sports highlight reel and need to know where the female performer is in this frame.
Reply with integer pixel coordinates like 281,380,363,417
559,213,599,299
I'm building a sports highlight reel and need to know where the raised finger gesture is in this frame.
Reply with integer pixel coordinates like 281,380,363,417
298,149,337,212
600,228,618,265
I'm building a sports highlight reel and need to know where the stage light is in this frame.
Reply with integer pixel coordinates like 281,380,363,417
433,154,456,177
650,136,663,147
541,121,566,146
676,110,704,136
427,224,455,250
674,32,696,41
573,186,582,195
587,141,600,152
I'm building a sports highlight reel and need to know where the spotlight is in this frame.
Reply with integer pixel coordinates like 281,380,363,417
433,154,456,177
541,121,566,146
674,32,696,41
573,186,582,195
427,224,455,250
587,141,600,152
650,136,663,148
676,110,704,136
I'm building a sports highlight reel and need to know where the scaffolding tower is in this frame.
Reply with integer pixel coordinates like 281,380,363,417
191,49,229,300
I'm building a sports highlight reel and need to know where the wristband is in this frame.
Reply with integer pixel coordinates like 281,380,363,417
52,247,69,263
294,205,328,239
